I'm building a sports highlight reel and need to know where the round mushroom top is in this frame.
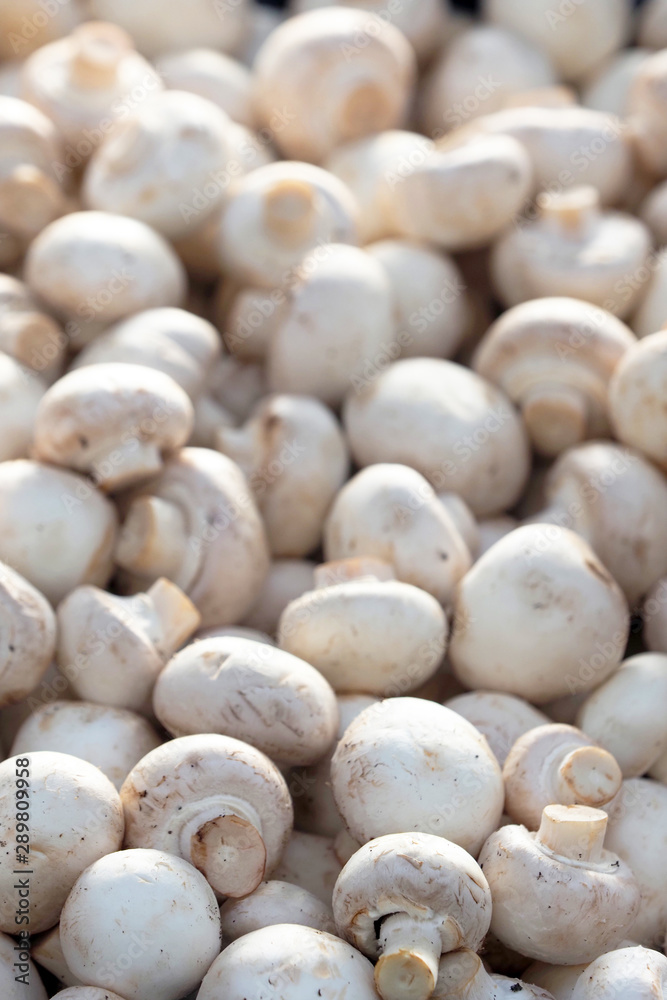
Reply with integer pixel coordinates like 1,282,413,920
609,329,667,469
33,362,193,490
51,989,128,1000
24,211,186,323
198,924,379,1000
571,946,667,1000
0,559,57,708
0,94,62,169
219,880,336,942
445,691,549,767
155,48,254,125
332,832,491,958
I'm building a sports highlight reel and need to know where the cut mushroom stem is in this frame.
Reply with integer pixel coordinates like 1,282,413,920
115,496,191,581
522,382,588,455
136,577,201,659
70,21,132,90
557,745,621,805
375,914,443,1000
537,804,608,864
182,805,267,898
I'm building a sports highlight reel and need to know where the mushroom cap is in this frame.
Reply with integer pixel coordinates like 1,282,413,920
153,636,338,766
449,523,630,703
444,691,549,766
0,929,48,999
252,7,416,162
216,160,359,287
267,242,395,407
51,990,128,1000
278,577,447,695
116,447,270,628
0,459,117,604
271,830,342,905
0,559,56,707
333,832,491,959
0,273,66,382
84,90,238,239
631,253,667,339
582,48,649,118
0,751,124,934
571,946,667,1000
474,297,636,456
609,330,667,470
478,812,640,964
219,880,335,942
604,778,667,948
243,558,316,635
60,848,221,1000
200,923,378,1000
24,211,186,324
540,441,667,605
331,697,504,855
523,961,590,1000
628,48,667,177
323,463,472,606
88,0,249,57
11,700,162,789
0,352,45,460
155,48,254,125
120,733,293,881
72,307,221,398
216,393,350,558
577,653,667,778
343,358,530,517
34,363,193,490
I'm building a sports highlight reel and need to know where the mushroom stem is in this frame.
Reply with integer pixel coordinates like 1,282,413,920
0,311,64,372
539,186,600,237
179,798,267,898
89,439,163,492
263,179,317,243
0,166,64,239
522,383,588,456
536,804,608,864
555,744,623,809
375,913,443,1000
136,577,201,660
70,22,131,90
435,949,491,1000
115,496,191,582
314,557,396,589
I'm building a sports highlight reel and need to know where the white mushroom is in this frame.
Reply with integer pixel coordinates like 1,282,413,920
271,830,342,905
120,733,293,899
0,930,47,1000
219,881,335,943
24,211,187,340
323,464,472,606
331,697,504,856
582,48,649,118
216,394,349,557
523,961,589,1000
60,848,222,1000
0,353,44,460
214,281,289,363
571,946,667,1000
56,578,200,713
243,559,316,635
503,723,623,829
88,0,249,57
449,524,630,703
491,188,651,318
473,297,636,457
278,558,447,695
84,90,238,240
31,921,94,988
0,560,56,707
444,691,549,767
639,177,667,245
153,635,338,767
530,441,667,606
478,804,641,964
334,832,490,1000
629,49,667,178
215,160,359,287
609,330,667,470
0,751,124,933
11,701,162,789
483,0,631,83
0,274,67,383
113,447,270,628
343,358,530,518
155,49,254,125
51,990,127,1000
252,7,416,163
476,516,518,557
20,22,162,159
198,924,380,1000
604,777,667,948
432,949,555,1000
0,459,118,604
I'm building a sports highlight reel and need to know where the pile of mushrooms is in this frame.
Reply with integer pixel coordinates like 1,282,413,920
1,1,667,998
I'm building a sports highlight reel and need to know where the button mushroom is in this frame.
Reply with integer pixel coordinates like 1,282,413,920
252,7,416,163
0,353,45,461
242,558,316,636
56,577,200,713
331,697,504,856
444,691,549,767
0,274,67,384
0,459,118,604
570,946,667,1000
216,393,349,558
0,751,125,933
278,558,448,695
120,733,293,899
478,804,641,964
432,948,555,1000
503,723,623,829
333,832,491,1000
50,990,127,1000
113,447,270,628
0,560,56,707
10,701,162,790
60,848,222,1000
155,48,254,125
323,464,472,606
271,830,342,905
343,358,530,517
198,923,380,1000
473,297,636,457
219,880,335,943
153,635,338,767
609,329,667,470
449,523,630,703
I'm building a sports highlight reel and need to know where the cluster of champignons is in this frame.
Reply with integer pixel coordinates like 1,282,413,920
2,1,667,999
